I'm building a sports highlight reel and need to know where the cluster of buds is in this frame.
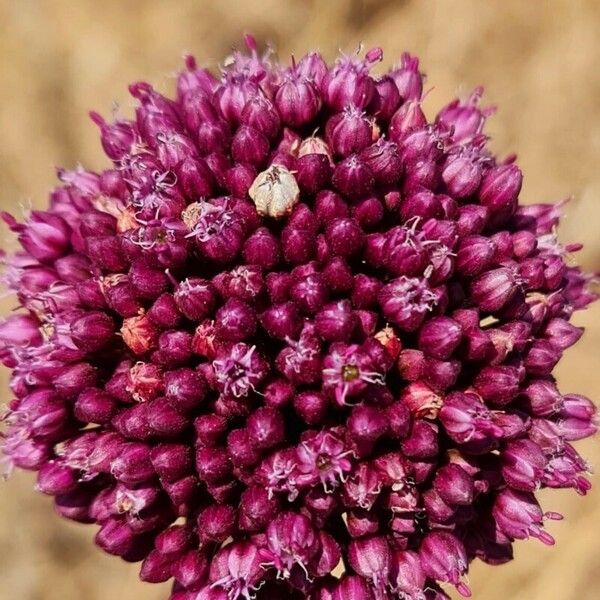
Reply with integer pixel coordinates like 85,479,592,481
0,35,597,600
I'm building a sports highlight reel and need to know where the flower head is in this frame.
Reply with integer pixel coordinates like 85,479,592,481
0,38,596,600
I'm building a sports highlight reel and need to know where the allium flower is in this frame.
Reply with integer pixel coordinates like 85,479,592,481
0,35,597,600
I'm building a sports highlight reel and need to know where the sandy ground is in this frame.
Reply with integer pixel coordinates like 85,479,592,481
1,1,600,598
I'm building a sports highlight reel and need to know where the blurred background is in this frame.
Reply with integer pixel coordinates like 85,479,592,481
1,0,600,598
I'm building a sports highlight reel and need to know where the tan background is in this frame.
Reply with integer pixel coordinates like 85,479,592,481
1,1,600,598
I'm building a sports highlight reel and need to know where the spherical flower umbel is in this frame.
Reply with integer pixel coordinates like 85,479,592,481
0,35,597,600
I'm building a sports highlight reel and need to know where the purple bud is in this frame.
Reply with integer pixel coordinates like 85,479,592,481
89,112,135,160
385,401,411,439
213,265,264,303
178,53,217,96
293,390,329,425
523,379,561,417
479,164,523,226
197,504,236,544
247,407,285,450
351,274,382,309
164,474,200,513
471,267,518,312
208,541,263,599
558,417,597,441
315,300,356,342
352,310,377,340
85,235,128,271
231,125,269,166
223,163,255,198
351,196,384,230
66,312,115,352
456,235,495,277
215,73,260,126
332,576,374,600
227,428,262,468
147,293,182,329
380,226,425,277
434,463,475,505
327,106,373,157
501,439,546,492
296,153,333,195
104,278,143,317
79,210,116,237
263,378,294,409
281,226,316,265
332,155,375,198
438,86,493,139
457,204,489,236
74,388,117,424
561,393,596,420
325,218,364,258
322,52,380,111
243,227,281,269
348,535,391,593
52,485,96,523
127,260,169,301
401,420,439,459
397,348,425,381
400,189,444,221
289,272,328,314
95,517,136,556
389,100,427,143
348,405,388,446
322,257,354,294
140,550,175,584
36,461,78,495
173,549,210,591
544,317,583,351
524,339,561,377
474,364,521,406
389,550,426,599
178,156,217,199
360,138,402,185
295,51,328,84
311,531,341,578
418,316,463,360
156,330,193,365
423,487,456,526
390,53,423,100
163,368,206,413
55,362,98,400
240,93,280,139
195,446,232,483
111,443,154,485
275,73,321,127
442,153,483,198
420,532,471,597
239,485,279,532
314,190,349,226
263,511,319,578
194,414,228,447
151,444,193,482
260,302,302,340
372,75,401,121
175,278,217,321
215,298,257,343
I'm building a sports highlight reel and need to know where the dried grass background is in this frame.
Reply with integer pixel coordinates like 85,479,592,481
1,1,600,598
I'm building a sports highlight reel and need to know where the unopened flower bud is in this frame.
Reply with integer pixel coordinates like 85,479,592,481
434,463,475,505
197,504,236,544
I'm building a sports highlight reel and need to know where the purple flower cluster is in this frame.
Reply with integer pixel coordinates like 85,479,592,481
0,36,597,599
